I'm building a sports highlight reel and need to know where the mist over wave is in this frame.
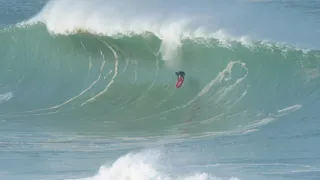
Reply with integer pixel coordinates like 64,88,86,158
22,0,320,50
22,0,251,69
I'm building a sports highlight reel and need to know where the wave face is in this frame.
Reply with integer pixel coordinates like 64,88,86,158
3,22,318,136
2,0,320,180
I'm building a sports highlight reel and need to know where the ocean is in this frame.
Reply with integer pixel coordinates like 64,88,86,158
1,0,320,179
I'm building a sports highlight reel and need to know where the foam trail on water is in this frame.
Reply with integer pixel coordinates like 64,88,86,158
277,104,302,114
180,61,248,109
0,92,13,104
23,59,106,113
81,40,119,106
130,61,248,123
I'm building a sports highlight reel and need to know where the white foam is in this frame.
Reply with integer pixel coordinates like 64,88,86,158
21,0,258,69
71,150,240,180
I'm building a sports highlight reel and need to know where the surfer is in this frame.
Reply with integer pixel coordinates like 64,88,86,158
175,71,185,88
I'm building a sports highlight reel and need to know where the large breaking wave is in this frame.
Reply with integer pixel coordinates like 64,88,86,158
1,0,319,138
2,1,320,180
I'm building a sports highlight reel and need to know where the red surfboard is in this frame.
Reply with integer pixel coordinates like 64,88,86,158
176,77,184,88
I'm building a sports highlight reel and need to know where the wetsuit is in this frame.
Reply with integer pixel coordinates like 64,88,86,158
175,71,185,78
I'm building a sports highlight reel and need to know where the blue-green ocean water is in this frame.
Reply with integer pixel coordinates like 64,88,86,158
1,0,320,180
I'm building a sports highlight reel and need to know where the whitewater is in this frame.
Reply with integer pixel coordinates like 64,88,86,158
1,0,320,180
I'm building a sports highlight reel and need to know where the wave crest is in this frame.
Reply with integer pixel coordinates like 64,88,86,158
22,0,262,66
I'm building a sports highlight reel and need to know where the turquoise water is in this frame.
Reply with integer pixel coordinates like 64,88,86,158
1,0,320,180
